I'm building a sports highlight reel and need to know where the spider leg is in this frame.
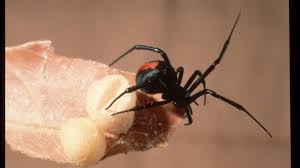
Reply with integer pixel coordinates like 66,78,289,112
187,11,241,94
109,45,170,66
105,80,152,110
176,67,184,85
177,68,205,107
184,70,207,106
189,89,272,138
176,67,203,107
184,105,193,125
111,100,171,116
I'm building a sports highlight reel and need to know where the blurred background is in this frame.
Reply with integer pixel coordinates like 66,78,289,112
5,0,289,168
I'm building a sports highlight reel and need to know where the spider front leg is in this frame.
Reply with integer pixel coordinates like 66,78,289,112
105,80,151,110
109,45,170,66
188,89,272,138
111,100,171,116
187,12,241,94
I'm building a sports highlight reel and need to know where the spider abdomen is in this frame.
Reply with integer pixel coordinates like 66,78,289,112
136,60,163,94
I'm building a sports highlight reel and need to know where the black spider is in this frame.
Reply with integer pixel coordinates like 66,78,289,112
105,12,272,138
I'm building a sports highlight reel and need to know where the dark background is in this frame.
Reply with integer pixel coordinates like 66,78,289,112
5,0,289,168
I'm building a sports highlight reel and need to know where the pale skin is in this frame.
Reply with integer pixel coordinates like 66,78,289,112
5,41,185,167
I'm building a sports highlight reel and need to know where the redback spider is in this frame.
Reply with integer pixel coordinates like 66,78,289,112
105,11,272,138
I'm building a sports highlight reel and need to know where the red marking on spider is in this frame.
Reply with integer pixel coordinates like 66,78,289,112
138,61,159,72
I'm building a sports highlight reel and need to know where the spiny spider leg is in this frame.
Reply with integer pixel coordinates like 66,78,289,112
184,105,193,125
187,11,241,95
111,100,171,116
189,89,272,138
105,80,152,110
109,45,170,66
184,70,207,106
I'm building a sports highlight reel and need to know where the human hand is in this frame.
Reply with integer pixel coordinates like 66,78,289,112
5,41,185,167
